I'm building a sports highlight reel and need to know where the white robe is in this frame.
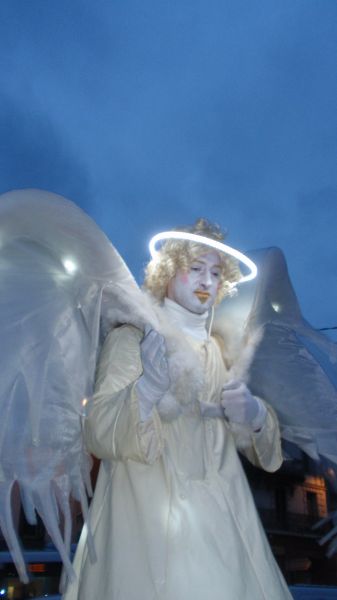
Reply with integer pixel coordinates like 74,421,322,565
63,305,292,600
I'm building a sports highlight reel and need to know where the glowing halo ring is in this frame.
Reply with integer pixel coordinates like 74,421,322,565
149,231,257,285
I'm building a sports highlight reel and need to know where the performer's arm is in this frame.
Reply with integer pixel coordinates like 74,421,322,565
239,402,283,472
84,325,164,464
221,382,283,472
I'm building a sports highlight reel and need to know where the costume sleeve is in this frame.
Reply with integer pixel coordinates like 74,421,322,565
84,325,164,464
230,402,283,473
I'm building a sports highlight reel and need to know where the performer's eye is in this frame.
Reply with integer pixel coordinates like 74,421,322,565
190,265,201,272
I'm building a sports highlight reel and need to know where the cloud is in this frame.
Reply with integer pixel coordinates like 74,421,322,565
0,92,92,209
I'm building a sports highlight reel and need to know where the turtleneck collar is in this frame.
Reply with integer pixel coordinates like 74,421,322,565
162,297,209,341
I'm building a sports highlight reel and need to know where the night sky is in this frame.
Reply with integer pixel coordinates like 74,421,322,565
1,0,337,337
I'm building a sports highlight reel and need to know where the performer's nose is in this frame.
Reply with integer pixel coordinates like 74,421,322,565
199,269,212,288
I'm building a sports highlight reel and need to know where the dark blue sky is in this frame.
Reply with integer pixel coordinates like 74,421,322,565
1,0,337,335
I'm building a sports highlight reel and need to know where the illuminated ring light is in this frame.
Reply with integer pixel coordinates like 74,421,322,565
149,231,257,285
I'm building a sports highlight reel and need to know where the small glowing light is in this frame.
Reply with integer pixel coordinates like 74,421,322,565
149,231,257,285
271,302,282,313
0,589,6,596
63,258,77,274
81,396,93,417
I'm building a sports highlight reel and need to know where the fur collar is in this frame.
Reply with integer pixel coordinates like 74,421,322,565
101,288,263,444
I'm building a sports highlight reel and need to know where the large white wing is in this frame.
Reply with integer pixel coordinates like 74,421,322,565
0,189,157,583
215,247,337,463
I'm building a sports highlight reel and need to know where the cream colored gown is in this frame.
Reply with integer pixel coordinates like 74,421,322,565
63,300,292,600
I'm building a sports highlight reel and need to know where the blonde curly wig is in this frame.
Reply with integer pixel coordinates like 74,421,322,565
144,218,241,303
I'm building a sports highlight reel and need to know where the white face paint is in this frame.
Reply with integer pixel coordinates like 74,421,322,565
167,250,221,314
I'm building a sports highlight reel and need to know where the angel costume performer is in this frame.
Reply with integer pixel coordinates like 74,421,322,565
64,219,292,600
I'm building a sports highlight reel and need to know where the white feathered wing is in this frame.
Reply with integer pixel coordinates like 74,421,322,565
0,189,158,583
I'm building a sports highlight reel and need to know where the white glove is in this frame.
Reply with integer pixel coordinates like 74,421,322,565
221,380,267,432
136,328,170,421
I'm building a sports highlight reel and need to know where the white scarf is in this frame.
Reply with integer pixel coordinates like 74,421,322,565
162,298,209,342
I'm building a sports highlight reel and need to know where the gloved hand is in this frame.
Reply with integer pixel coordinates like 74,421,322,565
221,380,267,432
136,327,170,421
